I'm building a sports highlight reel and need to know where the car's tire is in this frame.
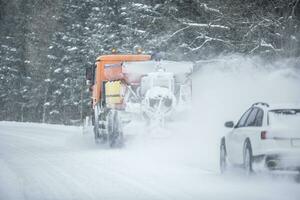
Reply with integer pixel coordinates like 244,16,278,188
220,138,228,174
295,172,300,183
243,140,253,175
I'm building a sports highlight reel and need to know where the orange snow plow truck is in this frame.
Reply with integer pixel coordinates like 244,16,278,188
86,52,193,147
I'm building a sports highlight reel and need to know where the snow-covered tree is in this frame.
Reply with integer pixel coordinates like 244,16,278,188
0,0,299,123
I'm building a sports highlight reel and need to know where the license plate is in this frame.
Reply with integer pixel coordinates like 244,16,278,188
291,139,300,147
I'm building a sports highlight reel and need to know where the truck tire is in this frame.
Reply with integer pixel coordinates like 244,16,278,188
93,111,100,143
107,110,124,148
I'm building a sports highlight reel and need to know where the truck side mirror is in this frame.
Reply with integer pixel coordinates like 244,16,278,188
86,66,92,81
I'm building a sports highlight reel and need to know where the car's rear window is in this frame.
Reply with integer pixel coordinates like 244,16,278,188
268,109,300,128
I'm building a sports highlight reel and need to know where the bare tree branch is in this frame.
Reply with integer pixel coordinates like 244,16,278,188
292,0,300,18
165,26,191,42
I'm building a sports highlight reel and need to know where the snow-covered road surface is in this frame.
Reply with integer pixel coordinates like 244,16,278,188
1,56,300,200
1,122,299,200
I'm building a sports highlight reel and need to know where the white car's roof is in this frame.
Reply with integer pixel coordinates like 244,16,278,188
254,103,300,110
268,103,300,110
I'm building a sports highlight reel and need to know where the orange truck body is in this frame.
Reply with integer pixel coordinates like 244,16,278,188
92,54,151,107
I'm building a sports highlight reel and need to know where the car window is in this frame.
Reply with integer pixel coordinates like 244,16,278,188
236,108,252,128
245,108,258,127
268,109,300,128
254,109,264,126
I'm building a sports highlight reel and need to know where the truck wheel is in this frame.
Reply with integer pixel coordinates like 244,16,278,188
220,139,227,174
107,110,123,148
113,111,124,148
93,112,100,143
243,140,253,175
93,126,100,143
107,110,114,147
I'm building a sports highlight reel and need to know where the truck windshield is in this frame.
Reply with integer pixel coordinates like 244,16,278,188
269,109,300,128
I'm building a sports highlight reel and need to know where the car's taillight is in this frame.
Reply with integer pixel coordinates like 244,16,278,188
261,131,267,140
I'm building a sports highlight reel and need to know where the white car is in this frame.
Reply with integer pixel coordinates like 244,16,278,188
220,102,300,174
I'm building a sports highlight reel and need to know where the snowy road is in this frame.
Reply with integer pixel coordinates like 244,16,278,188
1,122,299,200
1,56,300,200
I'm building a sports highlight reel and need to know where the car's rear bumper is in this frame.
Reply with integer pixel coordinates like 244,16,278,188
264,152,300,171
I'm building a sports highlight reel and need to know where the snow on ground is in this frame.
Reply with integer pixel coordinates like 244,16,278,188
1,56,300,200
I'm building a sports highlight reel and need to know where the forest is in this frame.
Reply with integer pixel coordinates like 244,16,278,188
0,0,299,124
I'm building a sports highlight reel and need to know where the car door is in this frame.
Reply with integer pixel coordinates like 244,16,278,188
248,108,264,156
234,108,259,163
226,108,252,164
